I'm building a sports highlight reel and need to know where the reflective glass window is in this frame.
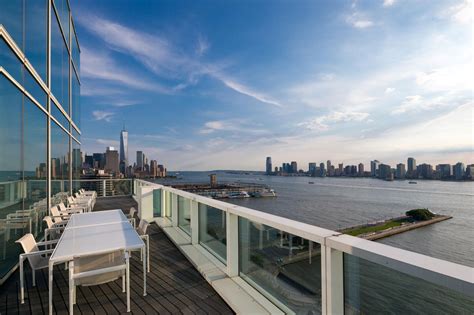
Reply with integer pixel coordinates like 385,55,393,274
25,0,48,82
51,122,70,200
239,217,322,314
72,68,80,128
0,0,23,48
71,23,80,75
199,204,227,262
153,189,162,217
178,196,191,235
51,9,69,111
53,0,69,47
51,101,69,130
0,38,23,85
24,69,46,109
344,254,474,314
72,140,81,193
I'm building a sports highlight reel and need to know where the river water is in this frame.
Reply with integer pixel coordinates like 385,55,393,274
155,171,474,267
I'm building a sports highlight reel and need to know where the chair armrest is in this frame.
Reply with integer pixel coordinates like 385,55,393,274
58,208,83,214
20,249,54,259
50,215,71,220
37,239,59,247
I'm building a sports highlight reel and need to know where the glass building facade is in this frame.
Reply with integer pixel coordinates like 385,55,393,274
0,0,80,281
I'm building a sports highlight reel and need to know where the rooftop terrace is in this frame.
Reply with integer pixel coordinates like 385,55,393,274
0,196,233,314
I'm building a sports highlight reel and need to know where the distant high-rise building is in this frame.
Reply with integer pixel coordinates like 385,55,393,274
378,164,391,180
319,162,326,177
407,157,416,177
150,160,158,177
92,153,105,169
84,154,93,168
137,151,144,169
119,127,128,174
291,161,298,173
371,160,379,177
308,163,317,175
454,162,465,180
436,164,452,179
266,157,272,175
418,163,433,179
465,164,474,180
396,163,406,179
210,174,218,187
338,163,343,175
105,147,119,174
326,160,332,174
358,163,364,176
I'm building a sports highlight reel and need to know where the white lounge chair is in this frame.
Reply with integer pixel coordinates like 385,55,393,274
17,233,58,304
43,216,66,241
136,219,150,273
68,251,129,314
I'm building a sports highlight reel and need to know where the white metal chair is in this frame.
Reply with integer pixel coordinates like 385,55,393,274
58,202,85,214
17,233,58,304
126,207,137,219
43,216,66,241
69,251,130,314
136,219,150,273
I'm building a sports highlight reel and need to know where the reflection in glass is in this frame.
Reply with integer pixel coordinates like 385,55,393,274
344,254,474,314
25,0,47,82
71,24,80,76
239,217,322,314
0,1,23,48
72,140,81,193
0,38,23,85
52,102,69,130
51,122,69,201
153,189,162,217
199,204,226,262
178,196,191,235
50,9,69,111
24,70,46,109
72,69,80,128
53,0,70,47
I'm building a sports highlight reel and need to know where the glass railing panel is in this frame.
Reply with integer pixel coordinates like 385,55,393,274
106,179,131,197
177,195,191,235
344,254,474,314
198,203,226,262
239,217,322,314
153,189,162,217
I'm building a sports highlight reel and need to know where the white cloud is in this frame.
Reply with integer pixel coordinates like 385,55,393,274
385,87,395,93
383,0,396,7
299,111,370,131
92,110,114,122
96,138,120,146
198,119,268,135
78,14,282,108
446,0,472,24
346,12,374,28
390,94,459,115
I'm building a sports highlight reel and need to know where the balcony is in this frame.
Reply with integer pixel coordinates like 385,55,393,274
0,178,473,314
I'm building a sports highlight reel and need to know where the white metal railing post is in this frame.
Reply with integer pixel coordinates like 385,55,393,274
160,189,166,218
322,244,344,315
171,194,178,227
102,180,106,197
190,200,199,245
226,212,239,277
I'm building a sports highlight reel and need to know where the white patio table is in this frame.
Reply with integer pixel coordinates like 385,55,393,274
48,210,146,314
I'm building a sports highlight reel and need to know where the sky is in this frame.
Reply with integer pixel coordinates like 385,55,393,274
72,0,473,171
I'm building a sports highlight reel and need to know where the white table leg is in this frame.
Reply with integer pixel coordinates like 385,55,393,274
143,245,147,296
146,235,150,273
49,262,53,315
69,261,74,315
126,253,130,312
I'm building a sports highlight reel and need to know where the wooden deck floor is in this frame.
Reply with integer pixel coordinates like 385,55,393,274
0,196,234,314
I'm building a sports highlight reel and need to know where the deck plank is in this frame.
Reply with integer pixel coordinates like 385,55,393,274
0,196,233,315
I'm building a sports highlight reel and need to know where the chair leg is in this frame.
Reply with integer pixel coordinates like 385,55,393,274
69,261,74,315
146,235,150,273
122,273,126,293
32,269,36,287
126,254,130,312
140,247,143,261
20,256,24,304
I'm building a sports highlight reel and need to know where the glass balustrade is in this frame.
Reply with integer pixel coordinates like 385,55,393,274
178,195,191,235
198,203,227,262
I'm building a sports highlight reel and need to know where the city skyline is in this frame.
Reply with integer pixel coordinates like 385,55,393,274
74,0,472,170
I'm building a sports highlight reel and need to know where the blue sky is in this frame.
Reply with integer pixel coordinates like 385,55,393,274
72,0,473,170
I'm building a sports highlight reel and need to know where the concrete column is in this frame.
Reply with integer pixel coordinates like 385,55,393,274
322,245,344,315
190,200,199,245
171,194,178,227
139,186,154,221
226,212,239,277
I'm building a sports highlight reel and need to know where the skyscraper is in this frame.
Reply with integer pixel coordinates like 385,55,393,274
291,161,298,173
266,157,272,174
120,127,128,174
370,160,379,177
454,162,465,180
319,162,326,177
0,1,80,279
407,157,416,177
378,164,392,180
137,151,144,169
358,163,365,176
105,147,120,174
308,162,317,175
396,163,406,179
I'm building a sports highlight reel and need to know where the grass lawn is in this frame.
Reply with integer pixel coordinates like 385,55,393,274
342,219,410,236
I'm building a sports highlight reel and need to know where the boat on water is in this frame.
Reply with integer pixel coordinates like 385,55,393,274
408,181,418,184
308,181,314,184
256,189,277,197
227,191,250,198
